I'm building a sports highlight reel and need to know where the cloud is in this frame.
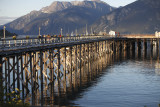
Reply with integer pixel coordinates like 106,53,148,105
0,17,17,25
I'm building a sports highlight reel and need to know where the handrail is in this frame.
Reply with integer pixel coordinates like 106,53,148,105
0,35,111,51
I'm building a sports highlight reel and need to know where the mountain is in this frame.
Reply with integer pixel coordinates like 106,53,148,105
0,29,17,38
2,0,115,35
92,0,160,34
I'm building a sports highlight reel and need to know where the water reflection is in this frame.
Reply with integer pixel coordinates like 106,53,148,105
51,53,114,106
70,42,160,107
55,44,160,106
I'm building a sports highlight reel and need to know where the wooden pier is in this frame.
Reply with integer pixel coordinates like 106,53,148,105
0,36,159,106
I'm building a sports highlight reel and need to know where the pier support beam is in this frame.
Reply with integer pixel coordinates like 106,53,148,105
40,51,44,106
79,45,82,87
137,39,141,57
143,39,147,58
123,40,127,51
0,56,3,103
131,40,135,57
150,39,153,57
157,39,159,56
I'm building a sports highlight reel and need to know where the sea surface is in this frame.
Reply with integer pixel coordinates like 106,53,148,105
71,60,160,107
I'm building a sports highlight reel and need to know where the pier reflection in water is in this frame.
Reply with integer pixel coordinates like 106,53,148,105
43,45,114,106
72,41,160,107
1,39,160,107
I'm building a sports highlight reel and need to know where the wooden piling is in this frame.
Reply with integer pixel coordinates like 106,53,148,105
40,50,44,106
157,39,159,56
79,44,82,87
70,47,73,91
0,56,3,101
50,49,54,104
7,57,11,100
20,54,24,102
150,39,153,57
16,55,20,91
30,52,34,105
13,56,15,97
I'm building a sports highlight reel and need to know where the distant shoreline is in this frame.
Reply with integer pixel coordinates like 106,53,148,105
120,34,155,38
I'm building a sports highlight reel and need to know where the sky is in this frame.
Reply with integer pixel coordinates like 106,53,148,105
0,0,136,18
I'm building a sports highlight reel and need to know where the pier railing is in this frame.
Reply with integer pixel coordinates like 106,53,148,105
0,36,111,51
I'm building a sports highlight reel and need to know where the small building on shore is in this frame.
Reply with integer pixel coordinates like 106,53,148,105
109,30,116,37
155,31,160,37
109,30,120,37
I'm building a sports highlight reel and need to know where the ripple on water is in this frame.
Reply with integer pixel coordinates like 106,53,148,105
73,60,160,107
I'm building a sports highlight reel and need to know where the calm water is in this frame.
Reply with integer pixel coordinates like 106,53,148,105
66,49,160,107
72,60,160,107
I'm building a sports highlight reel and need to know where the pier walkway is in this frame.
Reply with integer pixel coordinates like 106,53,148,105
0,36,128,55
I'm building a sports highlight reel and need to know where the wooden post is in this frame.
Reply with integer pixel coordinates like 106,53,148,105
132,40,135,52
30,53,35,105
40,51,43,106
136,39,141,57
5,57,7,101
157,39,159,56
64,47,66,81
123,40,127,51
7,57,11,100
0,56,3,103
21,54,24,102
64,47,67,94
95,42,97,60
119,41,122,54
87,44,89,78
131,40,135,58
143,39,147,58
33,52,37,105
79,45,82,87
90,43,92,79
150,39,153,57
70,47,72,87
113,41,116,53
126,40,130,58
16,55,20,92
75,45,77,89
98,42,99,58
25,54,29,96
13,57,16,96
102,41,103,56
101,42,104,69
127,40,131,51
44,51,47,103
57,48,61,100
49,49,54,104
105,41,106,54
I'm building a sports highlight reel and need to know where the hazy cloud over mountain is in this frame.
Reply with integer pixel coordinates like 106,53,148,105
0,16,17,25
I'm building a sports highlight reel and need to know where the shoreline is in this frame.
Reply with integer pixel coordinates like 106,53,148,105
120,34,156,38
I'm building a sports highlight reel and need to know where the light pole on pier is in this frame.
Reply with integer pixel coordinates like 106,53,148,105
39,27,41,36
61,28,63,36
86,24,88,36
3,26,6,39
